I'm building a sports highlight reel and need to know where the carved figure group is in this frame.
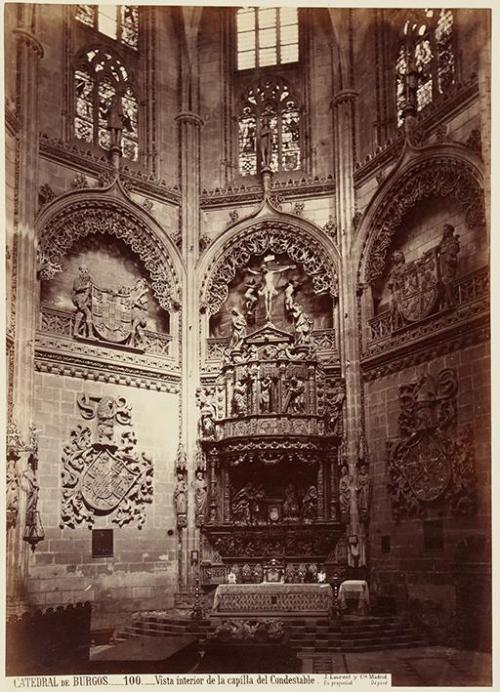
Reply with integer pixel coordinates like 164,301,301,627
232,379,248,417
232,482,265,525
291,303,312,344
283,376,305,414
247,259,296,322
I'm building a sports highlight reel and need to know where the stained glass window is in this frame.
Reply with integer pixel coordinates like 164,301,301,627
238,78,301,176
74,48,139,161
237,7,298,70
395,9,455,126
75,5,139,51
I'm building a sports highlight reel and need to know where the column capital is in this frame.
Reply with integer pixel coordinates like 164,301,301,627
175,111,203,127
13,29,44,59
331,89,358,108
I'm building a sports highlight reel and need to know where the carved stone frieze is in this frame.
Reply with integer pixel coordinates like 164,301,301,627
387,369,476,520
364,158,486,284
38,183,56,210
60,396,153,529
202,220,338,315
38,200,181,311
71,173,89,189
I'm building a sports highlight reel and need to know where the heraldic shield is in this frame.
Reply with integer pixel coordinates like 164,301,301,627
397,249,440,323
394,433,452,503
81,448,140,513
92,286,132,343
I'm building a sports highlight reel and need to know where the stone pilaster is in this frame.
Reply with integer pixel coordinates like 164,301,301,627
8,9,44,612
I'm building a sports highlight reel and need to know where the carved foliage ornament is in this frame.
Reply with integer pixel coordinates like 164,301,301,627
364,158,485,285
60,395,153,529
387,368,476,519
38,201,180,311
203,221,338,315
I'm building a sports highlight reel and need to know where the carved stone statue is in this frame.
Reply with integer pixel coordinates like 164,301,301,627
6,456,19,529
283,483,300,521
193,470,207,527
232,379,248,417
291,303,312,344
229,308,247,350
21,460,40,530
250,484,265,525
174,472,188,527
259,376,273,414
301,485,318,523
176,443,187,472
247,259,296,322
283,376,305,414
387,250,405,328
196,388,217,439
339,465,351,523
72,265,92,338
232,483,252,525
107,92,125,149
357,463,371,522
325,379,346,436
438,223,460,307
130,278,149,348
244,278,260,321
284,279,302,314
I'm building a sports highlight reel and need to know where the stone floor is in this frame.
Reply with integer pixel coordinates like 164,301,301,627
300,646,492,686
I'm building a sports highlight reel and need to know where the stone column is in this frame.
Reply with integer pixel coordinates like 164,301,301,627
332,87,365,561
176,109,203,590
7,8,44,614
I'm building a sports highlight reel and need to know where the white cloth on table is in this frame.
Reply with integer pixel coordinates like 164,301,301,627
338,580,370,611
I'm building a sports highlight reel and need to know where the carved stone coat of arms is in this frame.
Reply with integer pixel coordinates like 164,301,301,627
60,395,153,529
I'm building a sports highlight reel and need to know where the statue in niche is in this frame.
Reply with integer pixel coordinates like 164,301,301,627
301,485,318,523
259,114,273,170
72,265,93,338
259,376,273,414
193,469,207,527
174,471,188,527
325,379,346,436
339,465,352,523
229,308,247,350
247,258,296,322
291,302,313,344
387,250,406,328
283,376,305,414
244,278,261,321
357,463,371,522
130,278,149,348
6,456,19,529
232,483,252,525
438,224,460,307
250,484,265,525
232,379,248,417
283,483,300,521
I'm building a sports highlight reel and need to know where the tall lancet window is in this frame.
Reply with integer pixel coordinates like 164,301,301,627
395,9,455,126
238,77,301,176
236,7,299,70
74,48,139,161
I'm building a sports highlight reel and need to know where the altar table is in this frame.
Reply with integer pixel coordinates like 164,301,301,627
338,580,370,614
213,583,333,614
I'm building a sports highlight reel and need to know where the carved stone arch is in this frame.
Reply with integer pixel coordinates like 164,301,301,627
37,194,182,311
199,216,340,316
356,151,486,286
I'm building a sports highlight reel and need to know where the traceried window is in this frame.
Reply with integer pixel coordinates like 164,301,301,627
74,48,138,161
238,77,300,176
237,7,298,70
396,9,455,126
75,5,139,50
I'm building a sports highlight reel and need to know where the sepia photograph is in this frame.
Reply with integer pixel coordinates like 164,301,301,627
4,1,492,686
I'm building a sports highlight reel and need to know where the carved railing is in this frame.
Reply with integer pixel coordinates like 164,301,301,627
39,306,172,356
207,328,336,361
367,266,489,345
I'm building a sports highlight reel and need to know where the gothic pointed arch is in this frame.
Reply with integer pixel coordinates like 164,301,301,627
36,190,183,312
355,146,486,287
199,214,340,316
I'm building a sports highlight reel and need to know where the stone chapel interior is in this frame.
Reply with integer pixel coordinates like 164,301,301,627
5,3,490,678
